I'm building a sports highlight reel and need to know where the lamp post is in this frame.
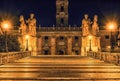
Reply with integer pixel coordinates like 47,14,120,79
25,35,29,51
2,22,10,52
109,24,114,52
89,35,92,51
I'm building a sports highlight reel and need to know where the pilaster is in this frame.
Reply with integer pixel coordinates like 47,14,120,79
51,36,56,55
67,36,72,55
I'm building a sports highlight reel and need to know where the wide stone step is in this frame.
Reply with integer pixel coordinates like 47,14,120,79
0,77,120,81
0,56,120,81
0,73,120,81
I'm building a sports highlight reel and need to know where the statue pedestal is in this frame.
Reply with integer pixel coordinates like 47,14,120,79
81,35,101,56
28,36,37,56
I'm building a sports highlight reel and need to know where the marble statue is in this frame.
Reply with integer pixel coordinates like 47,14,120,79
19,15,27,35
26,13,36,36
82,14,91,36
92,15,99,36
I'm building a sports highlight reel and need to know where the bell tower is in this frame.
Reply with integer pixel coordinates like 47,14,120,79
56,0,68,27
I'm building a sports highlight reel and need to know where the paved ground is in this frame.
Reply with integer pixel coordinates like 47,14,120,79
0,55,120,81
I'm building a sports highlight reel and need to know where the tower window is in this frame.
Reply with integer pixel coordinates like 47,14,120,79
60,18,64,24
60,6,64,12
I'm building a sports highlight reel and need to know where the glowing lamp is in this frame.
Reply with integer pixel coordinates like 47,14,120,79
1,21,11,30
26,35,29,39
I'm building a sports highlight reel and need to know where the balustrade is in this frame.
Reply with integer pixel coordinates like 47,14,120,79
87,51,120,65
0,51,31,65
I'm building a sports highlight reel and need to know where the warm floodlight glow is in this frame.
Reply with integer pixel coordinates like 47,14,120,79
26,35,29,39
1,21,11,30
3,23,9,29
88,35,92,39
107,22,117,30
109,24,114,30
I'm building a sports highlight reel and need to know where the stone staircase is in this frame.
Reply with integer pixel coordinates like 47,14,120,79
0,56,120,81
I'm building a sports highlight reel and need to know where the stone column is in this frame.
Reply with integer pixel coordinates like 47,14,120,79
67,36,72,55
51,36,56,55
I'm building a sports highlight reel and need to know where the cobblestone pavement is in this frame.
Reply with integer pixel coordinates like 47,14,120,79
0,56,120,81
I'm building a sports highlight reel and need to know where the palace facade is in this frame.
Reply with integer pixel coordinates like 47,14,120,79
4,0,120,56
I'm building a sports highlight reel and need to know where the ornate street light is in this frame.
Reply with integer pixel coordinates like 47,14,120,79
25,35,29,51
1,21,11,52
108,23,115,52
106,21,118,52
109,23,115,52
88,35,92,51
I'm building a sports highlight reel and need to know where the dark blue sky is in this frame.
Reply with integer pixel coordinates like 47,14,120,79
0,0,120,27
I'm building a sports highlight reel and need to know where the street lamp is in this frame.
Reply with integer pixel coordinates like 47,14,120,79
109,23,115,52
88,35,92,51
25,35,29,51
1,21,10,52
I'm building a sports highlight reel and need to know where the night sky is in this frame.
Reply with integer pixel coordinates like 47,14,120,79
0,0,120,27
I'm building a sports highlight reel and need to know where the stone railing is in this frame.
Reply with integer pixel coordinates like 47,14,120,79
36,27,82,32
87,51,120,65
0,51,31,65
